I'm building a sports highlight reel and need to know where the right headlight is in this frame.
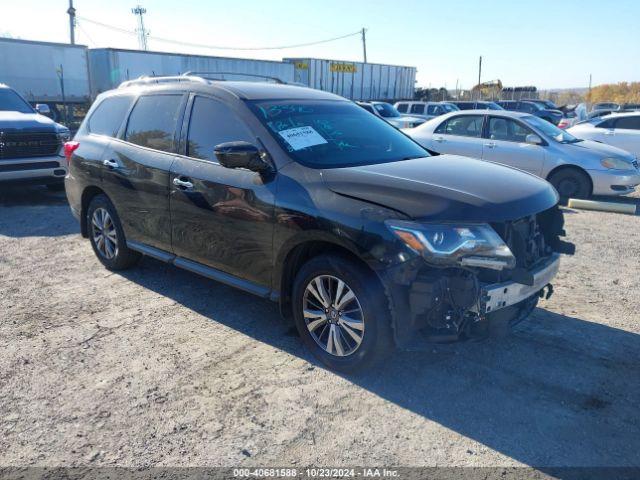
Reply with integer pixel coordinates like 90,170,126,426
601,157,633,170
386,220,516,270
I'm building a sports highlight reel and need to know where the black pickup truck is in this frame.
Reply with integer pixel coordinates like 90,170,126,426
0,84,70,189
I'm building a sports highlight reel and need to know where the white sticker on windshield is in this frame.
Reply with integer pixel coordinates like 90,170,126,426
278,126,328,151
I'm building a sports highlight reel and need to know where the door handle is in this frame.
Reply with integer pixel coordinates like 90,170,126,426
434,136,446,143
103,159,119,169
484,142,497,148
604,130,615,136
173,177,194,189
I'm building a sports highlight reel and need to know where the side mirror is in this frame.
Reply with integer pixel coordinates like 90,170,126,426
214,141,272,173
525,133,543,145
35,104,51,115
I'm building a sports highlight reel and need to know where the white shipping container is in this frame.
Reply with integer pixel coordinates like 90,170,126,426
88,48,296,97
0,38,90,103
284,58,416,101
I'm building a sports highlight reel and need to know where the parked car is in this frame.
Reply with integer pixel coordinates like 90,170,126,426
405,110,640,199
592,102,620,112
357,101,425,128
0,83,70,190
521,99,559,110
65,76,574,372
393,101,459,119
452,100,503,111
568,112,640,158
497,100,564,125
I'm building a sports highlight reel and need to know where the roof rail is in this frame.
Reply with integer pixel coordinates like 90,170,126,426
118,75,209,89
182,71,287,84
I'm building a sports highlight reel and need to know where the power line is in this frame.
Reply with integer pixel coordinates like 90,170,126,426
76,15,362,51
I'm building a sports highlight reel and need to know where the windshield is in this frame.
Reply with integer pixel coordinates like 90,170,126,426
522,115,580,143
373,102,400,118
250,100,428,168
0,88,34,113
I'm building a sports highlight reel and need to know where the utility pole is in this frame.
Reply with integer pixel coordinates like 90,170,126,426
361,28,367,63
132,4,149,51
455,79,459,99
477,55,482,100
67,0,76,45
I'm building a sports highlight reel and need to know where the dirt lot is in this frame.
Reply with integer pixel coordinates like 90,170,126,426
0,186,639,469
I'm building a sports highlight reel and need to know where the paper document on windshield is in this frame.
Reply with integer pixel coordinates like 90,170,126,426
278,126,328,151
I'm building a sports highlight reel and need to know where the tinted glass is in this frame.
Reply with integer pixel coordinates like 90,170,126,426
455,103,472,110
187,96,253,162
124,95,183,152
0,88,34,113
488,117,532,142
396,103,408,113
373,103,400,118
88,96,133,137
436,115,483,137
410,104,425,114
250,100,428,168
360,103,375,114
614,116,640,130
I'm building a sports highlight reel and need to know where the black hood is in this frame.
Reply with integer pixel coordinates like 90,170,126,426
321,155,558,222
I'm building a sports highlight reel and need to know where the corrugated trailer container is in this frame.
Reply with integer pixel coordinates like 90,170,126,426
0,37,90,104
284,58,416,101
88,48,296,97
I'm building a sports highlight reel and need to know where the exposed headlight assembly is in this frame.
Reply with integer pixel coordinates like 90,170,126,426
601,157,633,170
386,220,516,270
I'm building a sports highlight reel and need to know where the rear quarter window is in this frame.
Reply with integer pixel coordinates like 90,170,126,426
87,96,133,137
396,103,408,113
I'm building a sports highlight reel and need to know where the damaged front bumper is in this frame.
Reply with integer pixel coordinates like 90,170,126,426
383,253,562,345
479,253,560,314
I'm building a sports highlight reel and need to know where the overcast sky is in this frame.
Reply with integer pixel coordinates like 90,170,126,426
3,0,639,90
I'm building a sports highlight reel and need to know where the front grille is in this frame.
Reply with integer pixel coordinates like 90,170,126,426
0,132,60,160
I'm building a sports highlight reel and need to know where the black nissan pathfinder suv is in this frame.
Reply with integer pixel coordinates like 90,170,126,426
65,75,574,372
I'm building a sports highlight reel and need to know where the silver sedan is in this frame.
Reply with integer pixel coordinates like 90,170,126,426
405,110,640,198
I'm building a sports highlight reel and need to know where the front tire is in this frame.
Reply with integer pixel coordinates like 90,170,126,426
548,168,591,200
87,194,141,270
292,254,394,373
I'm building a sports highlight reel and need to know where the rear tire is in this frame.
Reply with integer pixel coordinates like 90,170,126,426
87,194,141,270
548,168,591,200
291,254,394,373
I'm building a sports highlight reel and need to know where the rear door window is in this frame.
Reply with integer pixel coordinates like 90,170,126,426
186,96,254,162
396,103,408,113
88,96,133,137
435,115,484,137
124,94,183,153
410,104,425,114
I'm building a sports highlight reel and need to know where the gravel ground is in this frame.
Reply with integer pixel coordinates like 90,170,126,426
0,186,638,469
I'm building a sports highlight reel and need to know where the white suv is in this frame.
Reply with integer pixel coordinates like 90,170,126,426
0,84,70,190
394,101,459,120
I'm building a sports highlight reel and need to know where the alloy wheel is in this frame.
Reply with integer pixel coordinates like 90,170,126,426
91,208,118,260
302,275,365,357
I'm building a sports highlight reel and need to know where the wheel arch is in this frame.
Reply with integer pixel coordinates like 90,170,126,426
546,164,593,196
276,237,384,319
80,185,109,237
